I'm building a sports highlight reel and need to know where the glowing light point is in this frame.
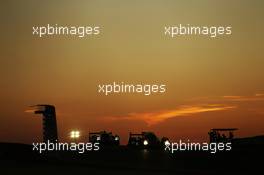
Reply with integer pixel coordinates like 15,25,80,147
143,140,148,146
70,130,80,139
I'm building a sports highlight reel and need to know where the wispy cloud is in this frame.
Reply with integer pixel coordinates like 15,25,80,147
187,93,264,103
102,93,263,126
24,109,36,113
222,94,264,102
104,104,236,126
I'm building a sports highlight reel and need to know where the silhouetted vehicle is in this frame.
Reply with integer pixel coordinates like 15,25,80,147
208,128,238,143
128,132,169,149
89,131,120,146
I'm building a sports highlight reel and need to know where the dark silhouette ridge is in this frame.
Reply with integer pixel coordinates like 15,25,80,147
0,136,263,174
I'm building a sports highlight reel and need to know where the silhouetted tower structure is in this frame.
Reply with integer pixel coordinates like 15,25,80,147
33,104,58,143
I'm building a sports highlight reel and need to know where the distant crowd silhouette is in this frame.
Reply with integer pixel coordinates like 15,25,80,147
208,128,237,143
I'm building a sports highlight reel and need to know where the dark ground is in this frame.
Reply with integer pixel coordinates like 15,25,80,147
0,137,263,175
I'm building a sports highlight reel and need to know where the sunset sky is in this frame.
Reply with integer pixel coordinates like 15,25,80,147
1,0,264,144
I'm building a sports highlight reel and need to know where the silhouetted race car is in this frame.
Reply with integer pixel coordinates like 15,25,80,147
89,131,120,146
128,132,170,149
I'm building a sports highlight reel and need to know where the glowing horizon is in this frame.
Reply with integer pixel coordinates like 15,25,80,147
1,0,264,144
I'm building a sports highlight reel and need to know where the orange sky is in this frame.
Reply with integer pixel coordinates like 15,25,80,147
0,0,264,144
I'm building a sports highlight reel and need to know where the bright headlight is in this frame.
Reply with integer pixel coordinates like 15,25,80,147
96,136,101,141
143,140,148,146
115,136,119,141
